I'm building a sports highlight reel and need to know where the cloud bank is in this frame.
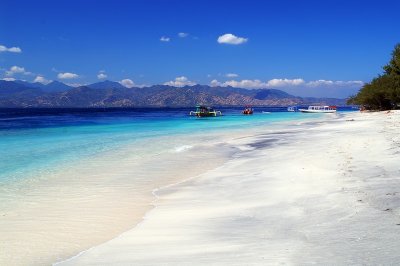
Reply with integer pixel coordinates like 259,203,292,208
210,78,362,89
210,78,364,98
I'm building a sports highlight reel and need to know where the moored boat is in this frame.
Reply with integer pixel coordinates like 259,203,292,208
287,106,297,112
189,105,222,117
299,106,337,113
242,106,253,115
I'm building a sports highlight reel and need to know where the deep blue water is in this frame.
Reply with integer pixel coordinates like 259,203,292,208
0,107,356,184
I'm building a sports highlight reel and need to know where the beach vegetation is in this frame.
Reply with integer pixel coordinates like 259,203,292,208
348,44,400,110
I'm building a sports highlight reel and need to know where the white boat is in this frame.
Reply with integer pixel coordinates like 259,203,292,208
189,105,222,117
287,106,297,112
299,106,337,113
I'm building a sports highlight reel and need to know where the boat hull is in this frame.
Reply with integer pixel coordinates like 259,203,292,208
299,109,336,113
189,110,222,117
196,113,218,117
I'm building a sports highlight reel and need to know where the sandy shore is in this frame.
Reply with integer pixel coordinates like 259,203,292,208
0,134,233,266
59,111,400,265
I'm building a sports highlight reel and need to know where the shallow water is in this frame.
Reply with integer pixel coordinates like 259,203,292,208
0,107,323,184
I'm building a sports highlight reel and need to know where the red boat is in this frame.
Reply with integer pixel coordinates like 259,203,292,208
242,106,253,115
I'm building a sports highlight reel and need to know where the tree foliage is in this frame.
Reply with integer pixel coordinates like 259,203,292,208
348,44,400,110
384,44,400,76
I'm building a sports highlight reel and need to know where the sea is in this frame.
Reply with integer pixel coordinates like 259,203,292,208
0,107,355,185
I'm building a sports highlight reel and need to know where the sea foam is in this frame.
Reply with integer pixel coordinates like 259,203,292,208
172,145,193,153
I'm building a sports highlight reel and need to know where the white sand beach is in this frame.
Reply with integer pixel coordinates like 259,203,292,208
59,111,400,265
0,134,233,266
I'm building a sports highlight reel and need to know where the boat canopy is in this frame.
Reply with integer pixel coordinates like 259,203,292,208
190,105,222,117
308,106,336,110
196,105,215,112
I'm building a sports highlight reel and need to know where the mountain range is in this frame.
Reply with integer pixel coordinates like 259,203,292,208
0,80,348,108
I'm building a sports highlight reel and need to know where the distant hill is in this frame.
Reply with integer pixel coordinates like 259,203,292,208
14,80,43,89
41,81,73,92
0,80,35,96
86,80,126,90
0,80,348,107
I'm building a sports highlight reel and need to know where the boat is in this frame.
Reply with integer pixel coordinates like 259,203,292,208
299,106,337,113
189,105,222,117
287,106,297,112
242,106,253,115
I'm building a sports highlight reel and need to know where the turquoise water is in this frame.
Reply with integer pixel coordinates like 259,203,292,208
0,107,334,184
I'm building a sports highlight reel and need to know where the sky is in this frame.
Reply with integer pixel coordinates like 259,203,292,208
1,0,400,98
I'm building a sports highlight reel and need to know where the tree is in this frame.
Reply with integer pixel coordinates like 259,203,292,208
384,44,400,76
348,44,400,110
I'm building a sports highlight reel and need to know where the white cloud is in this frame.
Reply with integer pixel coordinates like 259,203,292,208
11,66,25,73
210,78,363,90
57,72,79,79
164,76,196,87
5,65,31,76
8,47,22,53
210,79,269,89
210,79,222,87
226,73,239,78
9,66,25,74
33,75,51,84
97,73,107,79
266,78,305,87
226,79,268,88
0,44,22,53
2,77,16,81
120,79,135,88
307,79,333,87
178,32,189,38
307,79,364,87
160,36,170,42
210,79,266,88
217,33,248,45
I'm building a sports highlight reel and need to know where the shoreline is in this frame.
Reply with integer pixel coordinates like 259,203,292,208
59,111,400,265
0,128,239,266
55,155,237,265
0,113,340,265
54,114,335,264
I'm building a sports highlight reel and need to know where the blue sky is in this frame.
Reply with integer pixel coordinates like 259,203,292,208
1,0,399,97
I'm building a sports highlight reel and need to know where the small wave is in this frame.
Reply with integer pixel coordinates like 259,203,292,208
173,145,193,153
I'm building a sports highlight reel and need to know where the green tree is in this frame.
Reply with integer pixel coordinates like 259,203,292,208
384,44,400,76
348,43,400,110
